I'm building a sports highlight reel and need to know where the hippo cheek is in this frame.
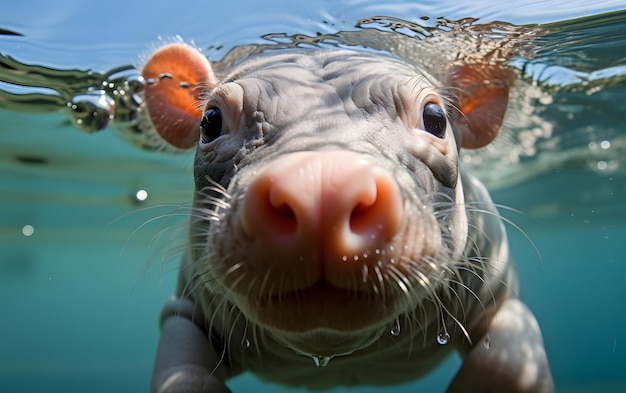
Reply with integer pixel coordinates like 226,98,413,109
210,151,441,353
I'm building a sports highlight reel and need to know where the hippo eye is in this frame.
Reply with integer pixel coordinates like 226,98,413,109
200,107,223,143
422,102,447,138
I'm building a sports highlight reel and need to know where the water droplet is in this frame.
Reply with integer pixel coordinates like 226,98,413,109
67,90,115,132
240,323,251,349
342,255,348,262
389,319,401,336
483,335,491,350
436,332,450,345
158,72,174,80
312,355,331,367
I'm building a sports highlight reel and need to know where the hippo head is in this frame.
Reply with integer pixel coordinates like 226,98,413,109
141,42,514,358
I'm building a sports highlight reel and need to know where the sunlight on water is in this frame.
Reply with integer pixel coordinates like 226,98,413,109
2,11,624,190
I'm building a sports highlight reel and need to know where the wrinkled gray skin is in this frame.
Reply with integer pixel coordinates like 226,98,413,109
151,49,553,392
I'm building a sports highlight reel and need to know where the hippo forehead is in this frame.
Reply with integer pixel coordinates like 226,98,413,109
215,50,439,130
197,49,458,189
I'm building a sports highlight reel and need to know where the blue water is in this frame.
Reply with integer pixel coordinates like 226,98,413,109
1,1,625,392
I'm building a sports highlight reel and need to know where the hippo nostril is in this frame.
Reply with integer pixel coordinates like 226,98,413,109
348,173,402,242
267,200,298,235
350,203,371,226
242,181,302,239
274,203,296,221
350,204,381,238
349,198,378,235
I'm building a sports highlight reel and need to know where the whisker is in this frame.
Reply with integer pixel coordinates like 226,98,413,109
464,201,543,267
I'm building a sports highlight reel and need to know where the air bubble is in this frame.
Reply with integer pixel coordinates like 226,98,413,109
21,224,34,237
312,355,332,367
134,189,148,203
67,90,115,132
437,332,450,345
124,74,145,93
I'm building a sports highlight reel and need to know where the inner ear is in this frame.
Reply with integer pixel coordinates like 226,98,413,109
445,64,516,149
142,43,219,150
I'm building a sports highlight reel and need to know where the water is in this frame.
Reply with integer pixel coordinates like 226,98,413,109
1,1,625,392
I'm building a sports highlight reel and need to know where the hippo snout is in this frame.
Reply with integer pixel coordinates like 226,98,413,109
238,150,403,289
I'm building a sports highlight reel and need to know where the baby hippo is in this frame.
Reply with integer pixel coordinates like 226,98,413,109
142,42,553,392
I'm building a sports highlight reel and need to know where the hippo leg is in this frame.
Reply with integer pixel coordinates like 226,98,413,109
447,298,554,393
151,298,231,393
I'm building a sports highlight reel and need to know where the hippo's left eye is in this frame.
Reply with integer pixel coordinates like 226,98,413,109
422,102,447,138
200,107,224,143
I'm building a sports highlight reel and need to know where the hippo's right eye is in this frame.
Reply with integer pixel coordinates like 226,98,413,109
200,107,223,143
422,102,447,138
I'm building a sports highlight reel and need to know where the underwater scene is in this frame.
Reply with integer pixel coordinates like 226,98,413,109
1,0,625,392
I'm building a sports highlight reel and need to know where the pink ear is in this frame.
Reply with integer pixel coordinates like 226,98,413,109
445,64,516,149
142,43,218,150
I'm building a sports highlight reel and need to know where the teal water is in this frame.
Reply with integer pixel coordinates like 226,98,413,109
1,1,625,392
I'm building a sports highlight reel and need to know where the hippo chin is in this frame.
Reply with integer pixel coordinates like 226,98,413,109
143,42,554,393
